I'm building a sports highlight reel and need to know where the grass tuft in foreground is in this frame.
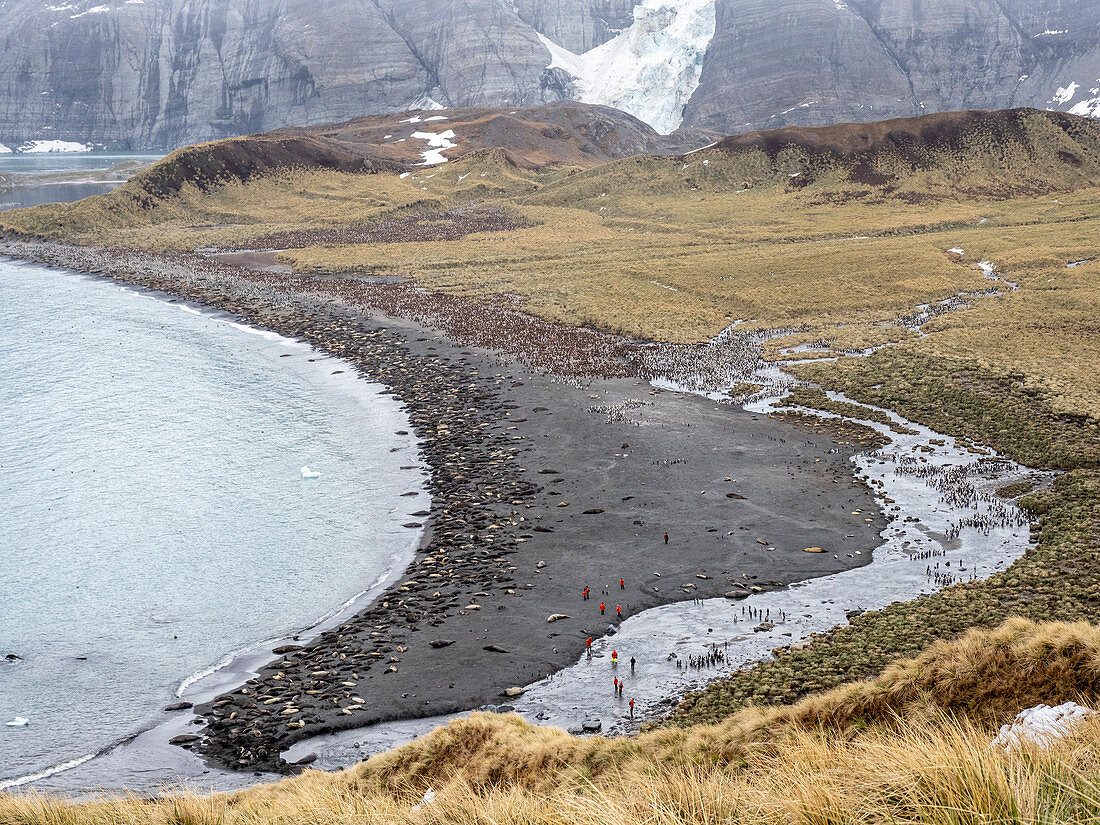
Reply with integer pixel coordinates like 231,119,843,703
7,618,1100,823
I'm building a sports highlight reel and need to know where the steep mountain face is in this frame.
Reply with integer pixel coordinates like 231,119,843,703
683,0,1100,133
0,0,1097,149
0,0,557,149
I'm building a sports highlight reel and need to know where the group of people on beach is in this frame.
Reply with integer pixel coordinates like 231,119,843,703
583,578,640,719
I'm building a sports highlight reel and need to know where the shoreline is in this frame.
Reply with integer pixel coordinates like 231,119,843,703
0,237,887,778
0,260,428,793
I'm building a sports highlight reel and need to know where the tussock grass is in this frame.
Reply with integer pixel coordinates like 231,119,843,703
6,619,1100,824
6,113,1100,821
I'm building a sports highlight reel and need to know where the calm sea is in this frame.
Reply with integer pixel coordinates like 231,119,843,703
0,258,425,785
0,152,163,211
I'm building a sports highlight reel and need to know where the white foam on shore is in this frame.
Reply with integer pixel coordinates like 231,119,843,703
0,753,97,791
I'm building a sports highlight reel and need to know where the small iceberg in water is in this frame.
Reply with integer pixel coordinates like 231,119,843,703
5,717,29,727
300,466,321,479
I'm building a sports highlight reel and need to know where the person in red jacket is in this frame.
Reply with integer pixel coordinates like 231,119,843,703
586,637,593,657
616,604,623,619
664,532,669,544
619,578,625,590
629,698,635,719
600,602,605,615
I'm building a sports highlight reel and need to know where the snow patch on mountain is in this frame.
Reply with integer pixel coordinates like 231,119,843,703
1068,78,1100,118
537,0,716,134
1051,82,1079,105
407,95,445,112
411,130,457,165
17,139,91,153
1070,96,1100,118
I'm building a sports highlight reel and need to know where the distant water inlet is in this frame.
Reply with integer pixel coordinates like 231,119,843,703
0,151,162,212
0,259,426,786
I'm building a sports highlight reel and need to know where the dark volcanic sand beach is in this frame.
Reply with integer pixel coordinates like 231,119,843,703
0,238,886,774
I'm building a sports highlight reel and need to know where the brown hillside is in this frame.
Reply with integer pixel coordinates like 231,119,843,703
123,102,717,205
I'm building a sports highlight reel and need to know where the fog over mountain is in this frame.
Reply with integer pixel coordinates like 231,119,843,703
0,0,1097,149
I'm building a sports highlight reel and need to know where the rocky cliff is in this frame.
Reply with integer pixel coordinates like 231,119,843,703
683,0,1100,133
0,0,1097,149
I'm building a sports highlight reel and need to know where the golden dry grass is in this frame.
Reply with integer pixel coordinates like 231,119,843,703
6,619,1100,824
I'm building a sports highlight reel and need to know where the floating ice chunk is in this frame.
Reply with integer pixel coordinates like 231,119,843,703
301,466,321,479
992,702,1094,751
4,717,29,727
947,248,964,255
0,144,10,153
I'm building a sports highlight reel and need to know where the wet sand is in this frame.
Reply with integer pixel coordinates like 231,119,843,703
0,237,885,774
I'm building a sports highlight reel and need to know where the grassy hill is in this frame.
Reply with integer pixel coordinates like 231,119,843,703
5,107,1100,822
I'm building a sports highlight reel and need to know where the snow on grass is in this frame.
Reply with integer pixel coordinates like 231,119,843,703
17,140,91,153
537,0,716,134
410,130,457,166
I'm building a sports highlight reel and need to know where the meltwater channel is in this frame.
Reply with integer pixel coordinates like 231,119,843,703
0,259,425,787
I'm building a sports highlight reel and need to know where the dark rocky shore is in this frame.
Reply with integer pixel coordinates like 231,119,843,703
0,238,887,773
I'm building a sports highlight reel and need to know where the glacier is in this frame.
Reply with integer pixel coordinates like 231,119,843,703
537,0,716,134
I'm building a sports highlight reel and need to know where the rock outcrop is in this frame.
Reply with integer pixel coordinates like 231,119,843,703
683,0,1100,134
0,0,1097,148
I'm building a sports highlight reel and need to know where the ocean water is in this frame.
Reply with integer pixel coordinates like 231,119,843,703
0,152,163,211
0,152,163,176
0,259,425,786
